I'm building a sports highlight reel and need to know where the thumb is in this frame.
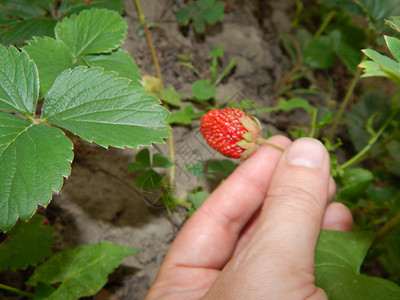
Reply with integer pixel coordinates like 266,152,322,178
204,138,332,299
258,137,331,269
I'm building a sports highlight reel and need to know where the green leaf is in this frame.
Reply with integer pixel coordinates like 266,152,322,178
318,0,362,15
200,0,224,25
34,282,56,300
210,44,223,58
385,35,400,62
26,241,138,300
134,148,151,167
359,60,389,78
258,98,315,115
0,0,47,19
335,34,364,72
152,153,173,168
207,159,237,177
192,15,206,33
337,168,373,202
59,0,125,16
0,215,55,271
176,7,190,25
128,148,151,172
23,37,73,98
186,162,215,179
168,105,201,125
160,86,181,106
55,8,127,59
379,226,400,285
42,66,170,148
0,46,38,116
315,230,400,300
0,112,73,231
386,16,400,33
0,18,57,46
135,169,163,190
304,35,335,68
188,191,209,210
362,49,400,75
84,49,142,87
192,79,216,100
127,162,148,172
0,0,57,45
276,98,314,114
345,90,391,151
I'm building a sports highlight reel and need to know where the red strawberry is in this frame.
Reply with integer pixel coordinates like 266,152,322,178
200,108,261,159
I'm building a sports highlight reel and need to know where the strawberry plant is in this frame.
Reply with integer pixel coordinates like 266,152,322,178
0,6,169,298
0,216,137,299
0,0,125,46
176,0,225,34
0,8,170,232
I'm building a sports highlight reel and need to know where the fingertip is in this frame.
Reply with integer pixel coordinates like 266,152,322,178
322,202,353,231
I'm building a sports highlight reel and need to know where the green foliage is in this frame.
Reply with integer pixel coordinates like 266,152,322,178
26,241,138,300
207,159,237,178
0,0,124,46
345,90,394,152
186,191,209,216
23,8,141,98
319,0,400,33
0,215,55,272
185,45,236,101
0,43,169,231
336,168,374,204
315,230,400,299
360,23,400,84
43,67,167,148
252,98,315,115
128,149,172,190
185,162,216,179
168,104,203,125
160,86,181,106
176,0,225,34
304,27,366,72
192,79,216,100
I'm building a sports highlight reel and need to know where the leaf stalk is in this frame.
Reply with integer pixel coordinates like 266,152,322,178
0,283,34,298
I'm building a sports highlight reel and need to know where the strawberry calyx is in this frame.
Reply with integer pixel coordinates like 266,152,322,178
236,115,261,158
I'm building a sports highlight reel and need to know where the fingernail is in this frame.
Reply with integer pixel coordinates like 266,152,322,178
286,138,325,168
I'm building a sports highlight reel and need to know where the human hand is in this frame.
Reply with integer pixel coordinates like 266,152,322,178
145,136,353,300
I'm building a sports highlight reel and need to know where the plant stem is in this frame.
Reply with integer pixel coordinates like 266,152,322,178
134,0,164,89
257,138,285,152
0,283,34,298
309,107,318,138
134,0,176,192
340,109,398,169
365,130,400,158
327,60,363,141
314,11,336,38
372,210,400,248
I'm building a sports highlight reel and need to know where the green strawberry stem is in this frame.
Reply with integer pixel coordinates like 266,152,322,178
256,138,285,152
0,283,34,298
